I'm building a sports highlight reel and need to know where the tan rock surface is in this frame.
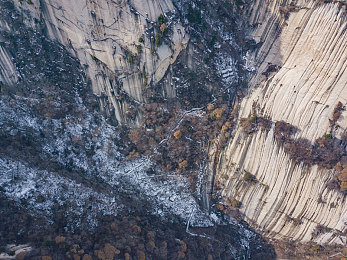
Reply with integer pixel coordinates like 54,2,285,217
210,0,347,244
9,0,189,125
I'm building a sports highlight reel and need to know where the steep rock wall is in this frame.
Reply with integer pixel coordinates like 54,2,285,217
212,0,347,244
0,45,18,87
9,0,188,125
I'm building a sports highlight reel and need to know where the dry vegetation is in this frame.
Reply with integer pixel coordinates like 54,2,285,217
239,101,346,193
273,119,347,192
274,121,346,168
123,101,237,188
3,212,256,259
330,101,344,127
240,115,272,134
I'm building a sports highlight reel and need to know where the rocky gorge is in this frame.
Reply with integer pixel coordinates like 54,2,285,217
0,0,346,259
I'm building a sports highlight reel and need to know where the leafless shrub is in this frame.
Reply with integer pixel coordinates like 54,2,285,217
274,121,297,143
330,101,344,126
258,117,272,131
312,224,332,239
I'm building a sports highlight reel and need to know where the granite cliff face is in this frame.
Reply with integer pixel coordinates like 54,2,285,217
210,0,347,245
0,0,346,258
7,0,189,126
0,0,275,258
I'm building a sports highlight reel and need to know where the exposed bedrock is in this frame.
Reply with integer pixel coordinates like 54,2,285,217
1,0,346,250
5,0,189,126
210,0,347,244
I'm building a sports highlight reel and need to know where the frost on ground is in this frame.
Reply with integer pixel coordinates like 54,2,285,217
0,1,215,230
0,93,214,230
0,84,263,256
215,54,238,85
0,1,277,258
0,158,121,230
